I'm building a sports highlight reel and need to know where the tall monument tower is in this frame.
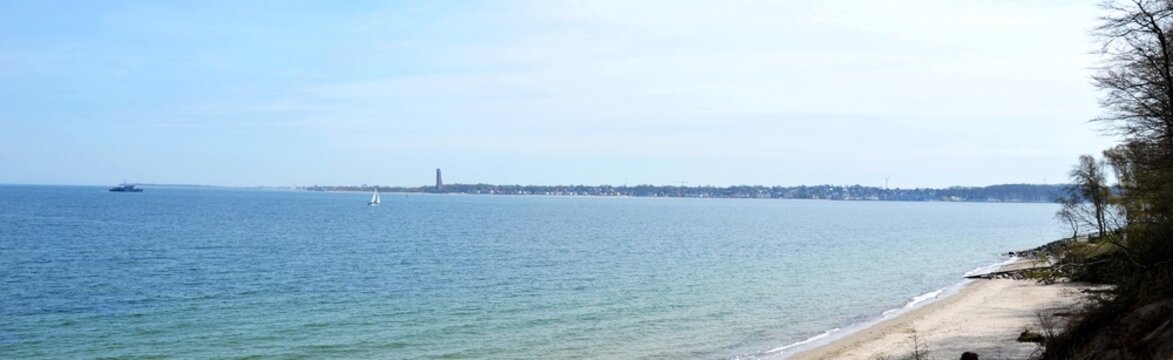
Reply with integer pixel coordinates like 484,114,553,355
435,168,443,191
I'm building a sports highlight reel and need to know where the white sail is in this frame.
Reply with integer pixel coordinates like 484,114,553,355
369,189,381,205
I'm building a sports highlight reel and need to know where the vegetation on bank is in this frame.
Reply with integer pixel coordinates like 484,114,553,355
1038,1,1173,358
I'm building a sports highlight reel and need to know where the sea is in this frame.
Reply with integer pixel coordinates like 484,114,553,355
0,185,1064,359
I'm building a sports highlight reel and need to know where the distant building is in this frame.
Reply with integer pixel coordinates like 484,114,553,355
436,168,443,191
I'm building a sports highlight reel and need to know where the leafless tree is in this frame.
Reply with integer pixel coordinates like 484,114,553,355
1095,0,1173,219
1062,155,1112,238
1095,0,1173,145
1055,204,1084,240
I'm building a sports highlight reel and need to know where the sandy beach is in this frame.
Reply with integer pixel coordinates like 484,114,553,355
790,267,1087,359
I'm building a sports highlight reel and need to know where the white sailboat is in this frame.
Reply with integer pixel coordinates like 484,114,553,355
368,188,381,206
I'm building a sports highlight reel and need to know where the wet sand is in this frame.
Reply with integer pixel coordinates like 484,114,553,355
790,275,1086,359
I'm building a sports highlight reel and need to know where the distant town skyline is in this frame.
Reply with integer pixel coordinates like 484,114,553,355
305,182,1065,203
0,1,1116,188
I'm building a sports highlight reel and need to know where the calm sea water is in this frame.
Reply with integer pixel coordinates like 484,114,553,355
0,185,1062,359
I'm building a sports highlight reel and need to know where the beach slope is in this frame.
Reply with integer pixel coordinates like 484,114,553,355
790,279,1086,360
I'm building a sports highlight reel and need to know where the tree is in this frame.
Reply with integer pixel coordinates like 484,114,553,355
1055,202,1084,240
1094,0,1173,220
1095,0,1173,146
1059,154,1112,238
1102,144,1154,226
1042,3,1173,357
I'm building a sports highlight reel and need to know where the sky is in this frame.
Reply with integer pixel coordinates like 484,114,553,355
0,0,1119,188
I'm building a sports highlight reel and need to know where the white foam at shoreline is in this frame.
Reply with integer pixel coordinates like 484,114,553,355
963,256,1019,277
760,256,1018,359
902,289,944,310
765,328,841,353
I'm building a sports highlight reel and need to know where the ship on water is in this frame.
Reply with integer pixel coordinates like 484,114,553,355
108,182,143,192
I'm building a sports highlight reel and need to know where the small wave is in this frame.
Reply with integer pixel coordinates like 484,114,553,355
762,267,1000,359
760,287,955,359
765,328,841,354
902,289,944,310
963,256,1019,277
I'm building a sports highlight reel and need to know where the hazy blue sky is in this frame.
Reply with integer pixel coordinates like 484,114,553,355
0,1,1116,188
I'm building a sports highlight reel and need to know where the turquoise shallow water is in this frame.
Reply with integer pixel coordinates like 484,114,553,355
0,185,1062,359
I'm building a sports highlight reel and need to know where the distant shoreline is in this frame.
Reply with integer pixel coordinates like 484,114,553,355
2,183,1062,203
3,183,1062,203
302,183,1064,203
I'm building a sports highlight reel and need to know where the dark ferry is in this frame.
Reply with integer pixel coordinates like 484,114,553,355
109,183,143,192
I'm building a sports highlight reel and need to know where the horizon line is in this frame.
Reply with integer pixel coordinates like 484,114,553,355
0,182,1069,190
